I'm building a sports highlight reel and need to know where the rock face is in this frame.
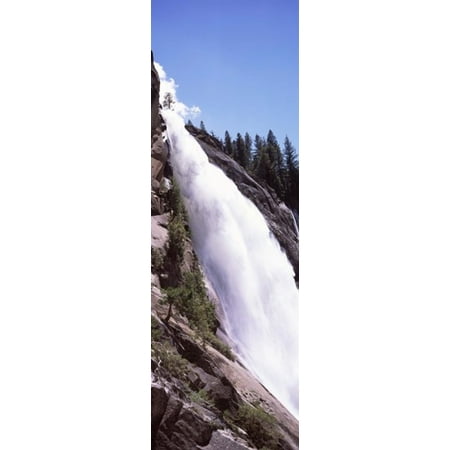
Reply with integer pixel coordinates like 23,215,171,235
186,126,299,282
152,389,217,450
151,300,299,450
151,52,170,215
151,214,169,249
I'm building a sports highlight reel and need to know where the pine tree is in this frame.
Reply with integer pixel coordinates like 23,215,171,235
200,121,206,132
255,146,271,182
224,131,233,156
235,133,250,169
283,136,299,210
186,119,193,127
265,130,284,198
253,134,264,170
162,92,174,110
244,132,253,171
267,130,284,174
231,138,238,160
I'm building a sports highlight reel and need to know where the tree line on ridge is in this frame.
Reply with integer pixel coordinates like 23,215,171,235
188,119,299,213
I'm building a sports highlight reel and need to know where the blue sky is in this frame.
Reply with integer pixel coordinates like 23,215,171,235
151,0,299,151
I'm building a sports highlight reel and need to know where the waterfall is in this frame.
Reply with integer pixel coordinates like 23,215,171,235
290,208,299,234
161,109,299,418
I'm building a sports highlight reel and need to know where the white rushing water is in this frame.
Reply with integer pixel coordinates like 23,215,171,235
161,108,299,417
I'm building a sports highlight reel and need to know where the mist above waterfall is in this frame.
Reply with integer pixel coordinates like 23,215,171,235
154,62,201,119
157,64,299,417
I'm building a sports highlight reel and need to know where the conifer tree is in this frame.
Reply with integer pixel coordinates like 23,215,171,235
200,120,206,132
244,132,253,171
231,138,238,160
255,146,271,182
283,137,299,209
235,133,250,169
253,134,264,170
162,92,174,110
266,130,284,175
265,130,284,198
224,131,233,156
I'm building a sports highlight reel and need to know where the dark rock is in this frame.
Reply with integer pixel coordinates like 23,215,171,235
208,382,234,411
159,396,183,433
189,367,236,411
171,328,217,376
192,366,214,389
154,396,218,450
174,408,213,446
151,385,169,446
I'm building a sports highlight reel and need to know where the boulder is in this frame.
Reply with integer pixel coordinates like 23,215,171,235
154,396,218,450
173,408,214,446
158,396,183,437
203,430,255,450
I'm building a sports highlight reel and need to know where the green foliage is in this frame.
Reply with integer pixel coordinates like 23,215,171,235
235,133,250,169
224,131,234,156
163,176,219,338
159,167,232,363
163,266,235,360
152,341,189,380
165,179,191,281
151,248,165,272
221,129,299,212
168,216,186,265
227,403,279,450
199,330,235,361
167,180,187,221
265,130,285,197
282,136,299,210
255,146,270,181
164,268,216,331
188,388,212,405
151,315,163,343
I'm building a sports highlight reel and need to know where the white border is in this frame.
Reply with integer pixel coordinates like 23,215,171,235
299,0,450,448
